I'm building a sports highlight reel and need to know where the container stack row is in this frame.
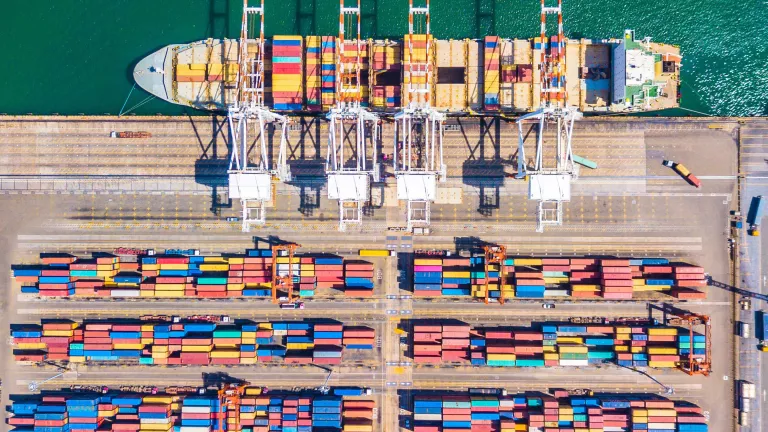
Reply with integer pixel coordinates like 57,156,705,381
305,36,333,111
410,256,707,300
407,321,706,370
402,34,433,107
483,36,500,110
11,320,375,365
412,391,708,432
12,250,375,299
370,41,401,110
272,35,303,111
8,388,376,432
412,323,473,364
344,261,375,297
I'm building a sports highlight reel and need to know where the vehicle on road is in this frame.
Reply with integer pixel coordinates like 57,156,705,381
663,159,701,188
747,195,765,236
226,216,240,222
279,301,304,310
542,303,555,309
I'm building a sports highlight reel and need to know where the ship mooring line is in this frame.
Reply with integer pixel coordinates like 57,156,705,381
118,83,136,117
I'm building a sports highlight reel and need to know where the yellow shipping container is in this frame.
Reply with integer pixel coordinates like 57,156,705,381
211,350,240,359
615,333,631,341
151,352,169,359
359,249,389,257
17,342,48,350
244,387,263,396
487,353,516,361
182,345,213,353
648,328,677,336
143,396,173,404
141,338,153,345
114,343,144,350
544,353,560,360
633,409,648,416
200,264,229,271
97,264,115,270
241,339,256,345
229,257,244,265
631,346,644,353
514,259,542,266
69,356,85,363
140,290,156,298
648,361,676,368
543,345,556,353
443,271,470,278
343,425,373,432
242,331,257,338
158,264,189,270
154,291,184,298
614,327,631,334
152,345,169,352
258,323,273,330
614,345,629,352
141,324,155,331
557,337,583,344
648,347,677,355
143,264,159,271
559,346,588,354
571,285,600,291
414,259,442,265
286,343,314,350
42,330,73,337
227,283,244,291
647,409,677,417
559,407,574,415
239,357,257,365
544,277,569,284
138,424,171,431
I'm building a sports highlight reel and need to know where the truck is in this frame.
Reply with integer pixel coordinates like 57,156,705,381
747,195,765,236
662,160,701,188
279,301,304,310
110,131,152,138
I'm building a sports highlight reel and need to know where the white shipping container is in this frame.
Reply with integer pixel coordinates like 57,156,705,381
273,330,288,336
414,414,442,421
558,359,589,366
647,424,677,430
180,427,212,432
110,290,141,297
499,400,515,408
140,418,171,424
182,406,212,414
544,289,569,297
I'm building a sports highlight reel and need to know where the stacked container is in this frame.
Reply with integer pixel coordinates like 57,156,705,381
12,319,373,366
402,34,433,107
483,36,500,110
406,255,708,301
8,388,375,432
176,63,206,83
305,36,322,111
413,257,442,297
342,326,375,350
272,35,303,111
370,41,401,110
412,392,708,432
13,249,378,299
344,261,374,297
403,320,706,371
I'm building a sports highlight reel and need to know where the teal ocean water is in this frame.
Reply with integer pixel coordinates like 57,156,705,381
2,0,766,116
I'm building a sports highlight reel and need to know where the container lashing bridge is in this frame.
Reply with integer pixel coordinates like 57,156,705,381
394,0,446,231
515,0,582,233
326,0,381,231
228,0,291,232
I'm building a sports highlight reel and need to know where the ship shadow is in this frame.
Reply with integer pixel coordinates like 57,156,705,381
193,114,231,216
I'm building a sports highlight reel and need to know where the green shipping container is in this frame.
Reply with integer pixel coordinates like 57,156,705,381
516,359,546,367
487,360,516,367
213,330,242,338
197,277,228,285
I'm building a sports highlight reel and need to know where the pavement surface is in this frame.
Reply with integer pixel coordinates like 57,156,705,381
0,115,762,432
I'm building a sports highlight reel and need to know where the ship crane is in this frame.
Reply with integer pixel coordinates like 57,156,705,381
394,0,446,231
228,0,291,232
271,242,300,304
515,0,582,233
326,0,380,231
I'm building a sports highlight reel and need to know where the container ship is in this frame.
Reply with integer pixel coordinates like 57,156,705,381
133,30,681,115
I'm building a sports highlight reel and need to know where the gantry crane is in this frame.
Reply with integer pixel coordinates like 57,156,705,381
515,0,582,233
666,310,712,376
394,0,446,231
483,245,508,305
217,383,249,432
228,0,291,232
326,0,380,231
271,242,300,304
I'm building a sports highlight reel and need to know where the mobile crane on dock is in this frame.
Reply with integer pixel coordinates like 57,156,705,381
227,0,291,231
515,0,581,233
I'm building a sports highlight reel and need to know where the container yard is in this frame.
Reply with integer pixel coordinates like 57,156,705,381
406,318,710,373
11,249,378,300
412,255,707,301
10,318,375,366
411,390,708,432
6,384,376,432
